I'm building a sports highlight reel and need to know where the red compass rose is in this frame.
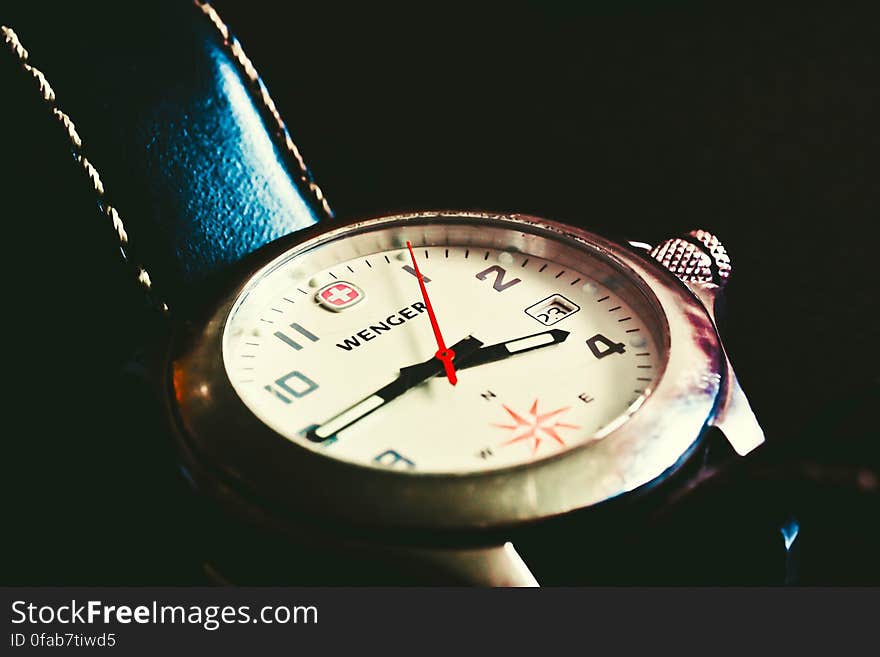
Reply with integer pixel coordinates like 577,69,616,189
493,400,580,455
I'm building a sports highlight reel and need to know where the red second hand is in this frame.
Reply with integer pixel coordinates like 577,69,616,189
406,241,458,385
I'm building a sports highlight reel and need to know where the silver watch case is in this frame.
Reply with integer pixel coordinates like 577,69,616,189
167,211,763,532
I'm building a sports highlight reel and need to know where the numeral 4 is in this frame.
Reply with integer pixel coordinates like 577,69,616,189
586,334,626,359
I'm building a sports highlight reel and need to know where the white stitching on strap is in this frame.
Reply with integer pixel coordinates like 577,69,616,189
1,25,170,314
195,0,334,220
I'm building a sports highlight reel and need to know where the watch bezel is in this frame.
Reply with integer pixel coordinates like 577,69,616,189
168,211,723,531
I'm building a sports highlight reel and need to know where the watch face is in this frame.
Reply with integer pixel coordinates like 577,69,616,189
221,214,668,474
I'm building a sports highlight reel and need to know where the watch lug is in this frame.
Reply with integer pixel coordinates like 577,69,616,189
711,356,766,456
683,279,721,320
410,542,540,587
685,281,765,456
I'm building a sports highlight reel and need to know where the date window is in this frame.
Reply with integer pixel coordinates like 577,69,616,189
524,294,580,326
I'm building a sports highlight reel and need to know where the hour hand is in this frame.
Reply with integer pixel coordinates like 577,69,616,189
306,336,483,443
455,329,569,371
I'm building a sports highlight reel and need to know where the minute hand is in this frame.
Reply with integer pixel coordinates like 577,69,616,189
454,329,569,371
306,335,483,443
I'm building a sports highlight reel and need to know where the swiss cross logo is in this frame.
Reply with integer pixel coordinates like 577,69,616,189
315,281,366,312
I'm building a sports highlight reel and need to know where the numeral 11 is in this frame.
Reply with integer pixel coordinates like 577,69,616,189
274,323,320,350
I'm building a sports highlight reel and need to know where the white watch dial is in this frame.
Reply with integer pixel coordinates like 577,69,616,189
222,220,666,474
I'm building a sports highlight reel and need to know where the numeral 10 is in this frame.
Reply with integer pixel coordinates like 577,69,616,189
264,371,319,403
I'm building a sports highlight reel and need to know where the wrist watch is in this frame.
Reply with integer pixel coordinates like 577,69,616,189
3,1,765,585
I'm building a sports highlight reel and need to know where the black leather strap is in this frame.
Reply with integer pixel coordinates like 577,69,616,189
3,0,331,314
1,2,332,582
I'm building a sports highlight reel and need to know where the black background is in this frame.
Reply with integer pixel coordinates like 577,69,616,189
2,1,877,584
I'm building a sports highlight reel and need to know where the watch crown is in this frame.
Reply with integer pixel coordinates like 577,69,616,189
650,229,731,286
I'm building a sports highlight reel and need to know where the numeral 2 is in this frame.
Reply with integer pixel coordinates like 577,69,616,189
476,265,521,292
